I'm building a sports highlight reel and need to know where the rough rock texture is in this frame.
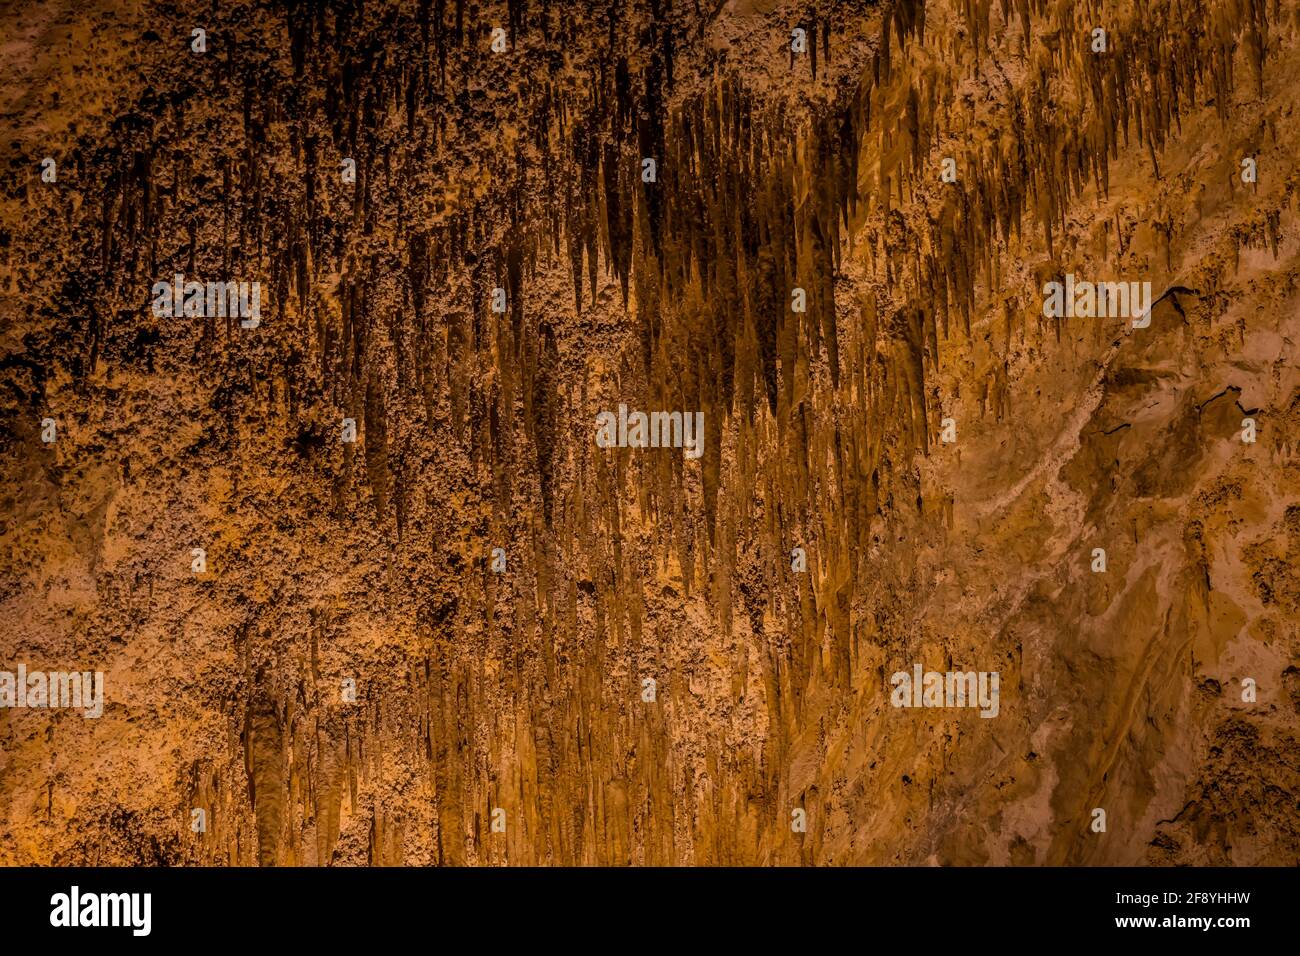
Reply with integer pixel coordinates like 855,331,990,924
0,0,1297,866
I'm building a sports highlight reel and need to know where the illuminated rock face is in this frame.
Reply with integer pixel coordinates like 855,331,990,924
0,0,1296,866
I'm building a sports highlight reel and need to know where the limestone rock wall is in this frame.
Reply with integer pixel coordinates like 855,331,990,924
0,0,1296,866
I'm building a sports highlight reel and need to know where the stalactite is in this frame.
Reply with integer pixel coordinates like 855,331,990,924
10,0,1284,868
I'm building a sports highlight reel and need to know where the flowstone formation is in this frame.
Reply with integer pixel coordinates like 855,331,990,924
1,0,1296,866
